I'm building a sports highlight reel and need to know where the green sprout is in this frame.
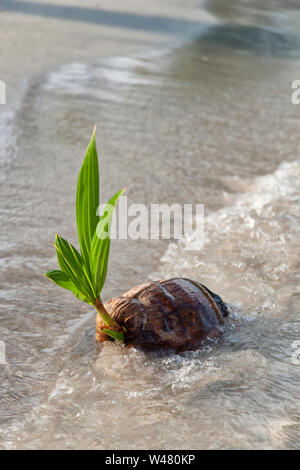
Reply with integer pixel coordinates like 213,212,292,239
45,127,126,342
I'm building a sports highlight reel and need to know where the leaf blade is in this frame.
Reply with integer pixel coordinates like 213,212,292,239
45,269,92,304
90,189,125,296
76,126,99,270
55,234,96,303
45,269,75,291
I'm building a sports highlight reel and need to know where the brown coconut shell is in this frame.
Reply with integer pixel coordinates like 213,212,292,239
96,278,229,353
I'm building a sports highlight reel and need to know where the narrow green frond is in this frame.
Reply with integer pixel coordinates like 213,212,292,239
55,234,96,303
73,291,94,305
45,128,126,319
90,189,126,296
45,269,75,291
76,126,99,271
45,270,92,304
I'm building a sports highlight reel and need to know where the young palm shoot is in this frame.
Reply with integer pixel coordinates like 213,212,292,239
45,127,126,342
45,128,229,353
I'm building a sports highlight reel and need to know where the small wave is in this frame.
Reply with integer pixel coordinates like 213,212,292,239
161,159,300,313
42,53,171,104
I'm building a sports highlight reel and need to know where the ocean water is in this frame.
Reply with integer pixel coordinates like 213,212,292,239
0,1,300,449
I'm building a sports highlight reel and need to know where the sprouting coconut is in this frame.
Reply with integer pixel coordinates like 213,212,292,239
45,128,229,353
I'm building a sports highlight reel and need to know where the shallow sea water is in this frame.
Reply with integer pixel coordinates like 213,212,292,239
0,0,300,449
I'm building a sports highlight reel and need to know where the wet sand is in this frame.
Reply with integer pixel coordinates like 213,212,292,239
1,0,300,450
0,0,215,93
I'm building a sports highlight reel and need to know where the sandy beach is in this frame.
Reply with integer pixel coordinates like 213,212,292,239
1,0,300,450
0,0,215,94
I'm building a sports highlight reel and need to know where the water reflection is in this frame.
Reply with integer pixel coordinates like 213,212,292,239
199,23,300,57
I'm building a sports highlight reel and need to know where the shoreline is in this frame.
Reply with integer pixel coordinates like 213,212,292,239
0,0,216,96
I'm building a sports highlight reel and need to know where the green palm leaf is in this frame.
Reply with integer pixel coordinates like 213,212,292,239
55,234,96,303
44,270,92,304
45,269,75,291
90,189,125,296
45,128,125,342
76,126,99,272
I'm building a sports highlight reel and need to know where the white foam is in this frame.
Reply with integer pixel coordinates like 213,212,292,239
165,159,300,252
